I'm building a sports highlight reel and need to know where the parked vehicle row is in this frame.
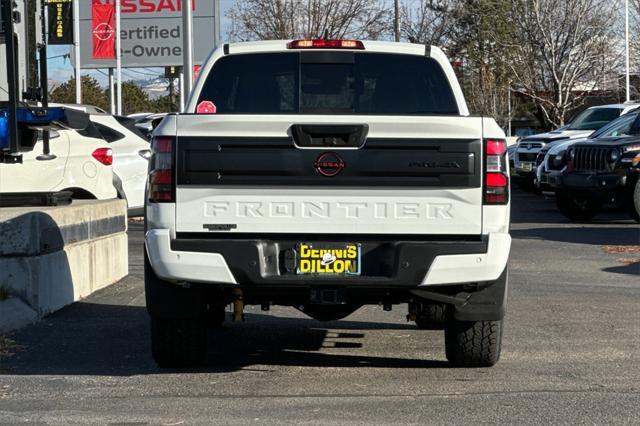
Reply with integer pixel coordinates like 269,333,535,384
0,105,152,215
511,103,640,222
513,104,637,186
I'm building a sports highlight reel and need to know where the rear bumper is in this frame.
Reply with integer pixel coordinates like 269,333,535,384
145,229,511,287
145,229,237,285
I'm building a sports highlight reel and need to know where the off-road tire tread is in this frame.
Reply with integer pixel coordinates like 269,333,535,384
445,319,502,367
631,178,640,223
151,317,206,368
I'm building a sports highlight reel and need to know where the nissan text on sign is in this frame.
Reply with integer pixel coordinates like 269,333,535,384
78,0,217,68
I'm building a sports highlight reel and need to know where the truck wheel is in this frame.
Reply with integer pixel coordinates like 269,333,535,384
445,317,503,367
630,179,640,223
151,316,207,368
145,252,207,367
413,302,445,330
555,189,599,221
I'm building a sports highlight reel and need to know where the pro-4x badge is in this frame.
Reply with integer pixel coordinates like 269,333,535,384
314,152,345,177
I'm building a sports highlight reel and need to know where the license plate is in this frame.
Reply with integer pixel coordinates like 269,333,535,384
297,243,361,275
521,162,533,172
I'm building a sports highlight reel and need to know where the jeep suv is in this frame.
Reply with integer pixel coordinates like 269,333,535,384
556,131,640,222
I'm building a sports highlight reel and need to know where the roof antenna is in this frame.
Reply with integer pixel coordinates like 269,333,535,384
322,29,329,40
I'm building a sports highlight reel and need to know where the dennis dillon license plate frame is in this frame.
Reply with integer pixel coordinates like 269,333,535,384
296,242,361,276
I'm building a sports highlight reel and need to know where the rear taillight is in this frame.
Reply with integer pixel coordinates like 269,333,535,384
287,39,365,49
484,139,509,205
148,136,175,203
92,148,113,165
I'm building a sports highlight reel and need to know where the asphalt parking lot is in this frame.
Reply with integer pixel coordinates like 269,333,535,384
1,188,639,424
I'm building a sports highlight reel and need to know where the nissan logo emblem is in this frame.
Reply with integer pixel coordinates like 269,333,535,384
314,152,345,177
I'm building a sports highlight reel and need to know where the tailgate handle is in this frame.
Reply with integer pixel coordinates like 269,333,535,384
291,124,368,149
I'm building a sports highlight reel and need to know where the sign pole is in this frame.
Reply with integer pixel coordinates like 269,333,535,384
393,0,400,42
73,0,80,103
179,69,185,112
2,0,19,156
38,0,55,159
115,0,122,115
182,0,193,105
625,0,630,102
109,68,115,114
507,84,512,137
213,0,220,48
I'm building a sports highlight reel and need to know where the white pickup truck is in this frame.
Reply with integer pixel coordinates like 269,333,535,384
144,39,511,368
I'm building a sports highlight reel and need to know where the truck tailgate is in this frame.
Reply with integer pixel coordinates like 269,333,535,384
174,115,484,235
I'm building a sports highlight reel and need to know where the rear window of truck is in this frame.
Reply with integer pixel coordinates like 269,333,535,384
197,52,459,115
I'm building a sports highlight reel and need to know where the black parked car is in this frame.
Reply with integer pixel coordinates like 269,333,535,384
556,133,640,222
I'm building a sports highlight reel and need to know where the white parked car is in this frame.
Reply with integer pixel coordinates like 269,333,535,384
0,129,116,204
53,104,152,215
84,114,151,215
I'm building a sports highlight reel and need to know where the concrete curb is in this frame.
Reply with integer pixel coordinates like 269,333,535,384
0,199,129,332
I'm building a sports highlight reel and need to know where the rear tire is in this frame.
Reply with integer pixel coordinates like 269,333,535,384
145,251,207,368
413,302,446,330
445,317,503,367
630,178,640,223
555,189,600,221
151,316,206,368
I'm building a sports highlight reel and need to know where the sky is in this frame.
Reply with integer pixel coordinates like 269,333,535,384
47,0,235,84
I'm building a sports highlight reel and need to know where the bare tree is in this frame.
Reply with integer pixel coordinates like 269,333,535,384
401,0,459,48
227,0,390,41
506,0,618,128
464,65,518,132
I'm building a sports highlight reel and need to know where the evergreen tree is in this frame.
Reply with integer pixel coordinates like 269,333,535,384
50,76,109,111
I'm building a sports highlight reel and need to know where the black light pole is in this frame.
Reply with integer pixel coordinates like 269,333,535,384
2,0,19,158
37,0,54,160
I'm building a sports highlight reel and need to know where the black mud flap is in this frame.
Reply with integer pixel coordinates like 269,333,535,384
452,267,508,322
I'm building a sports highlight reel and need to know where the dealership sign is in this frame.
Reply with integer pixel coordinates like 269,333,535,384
78,0,216,68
